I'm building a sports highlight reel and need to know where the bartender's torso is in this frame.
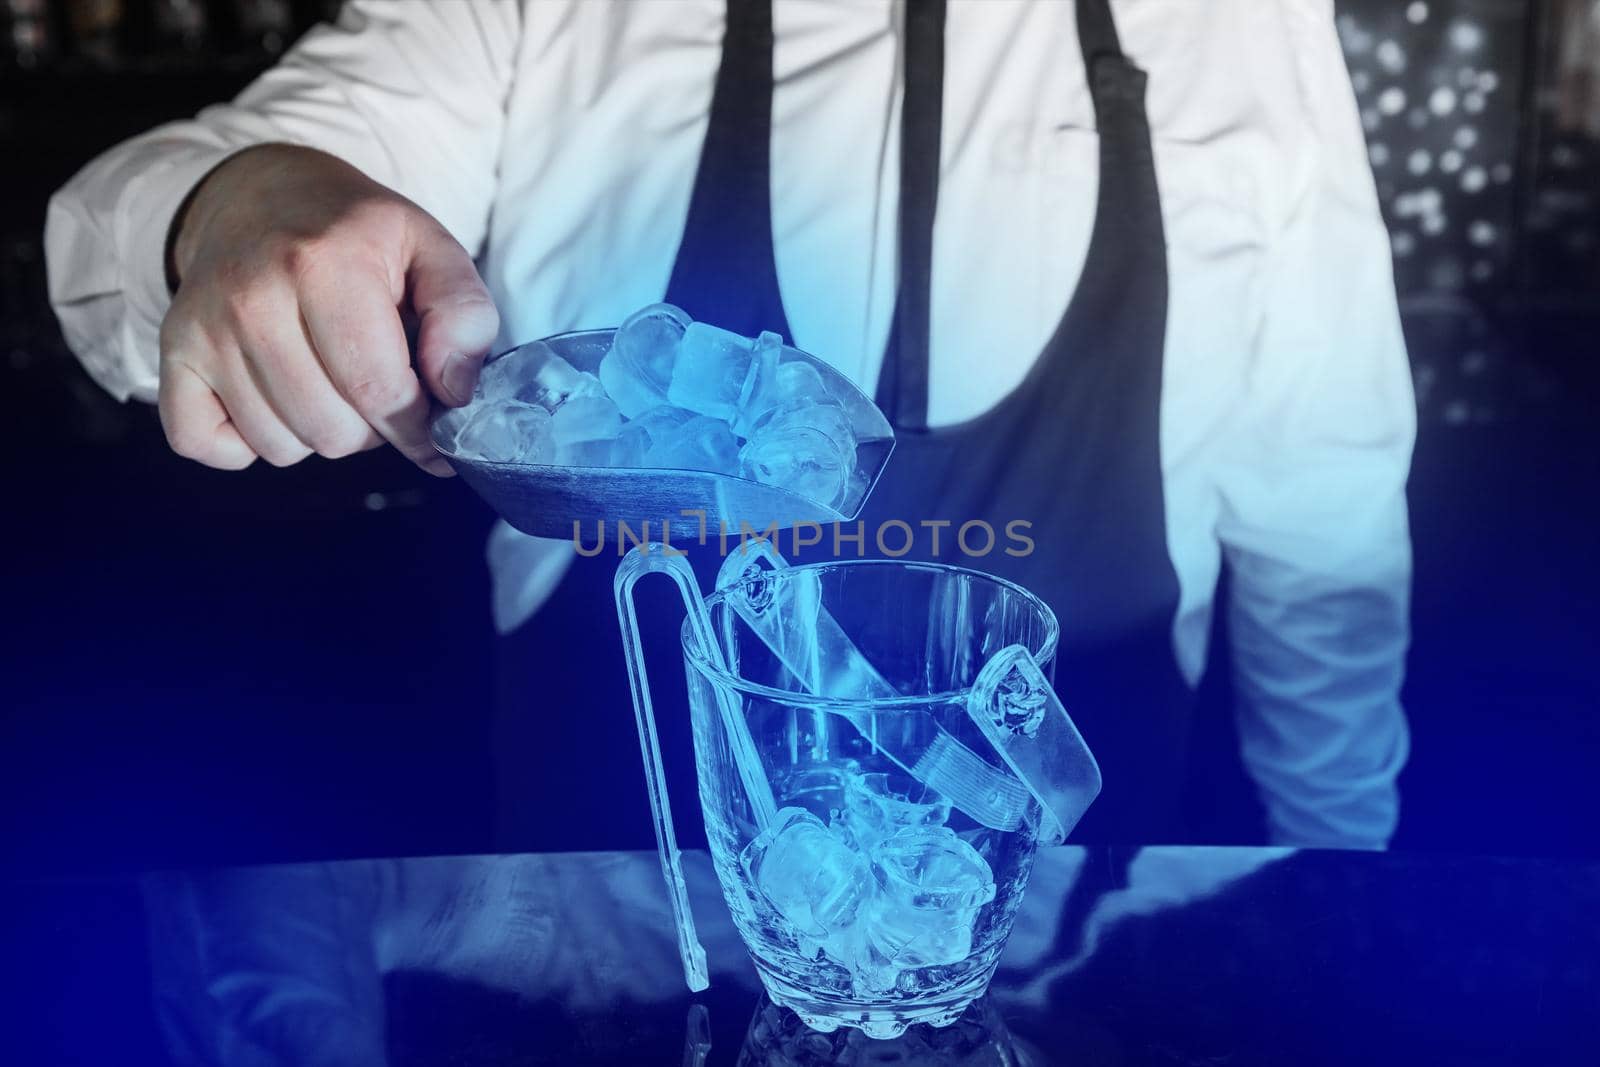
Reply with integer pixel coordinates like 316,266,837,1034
41,0,1416,848
478,0,1337,684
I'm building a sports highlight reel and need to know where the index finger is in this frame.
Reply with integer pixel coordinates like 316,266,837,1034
300,273,451,476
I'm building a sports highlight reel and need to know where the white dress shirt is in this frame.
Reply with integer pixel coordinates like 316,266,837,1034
45,0,1415,849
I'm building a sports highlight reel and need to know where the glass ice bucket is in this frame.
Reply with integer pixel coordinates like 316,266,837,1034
617,548,1099,1040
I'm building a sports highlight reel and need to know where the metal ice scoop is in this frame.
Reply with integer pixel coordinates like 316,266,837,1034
430,329,895,539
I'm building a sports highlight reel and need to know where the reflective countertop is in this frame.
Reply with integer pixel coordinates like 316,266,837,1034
5,846,1597,1065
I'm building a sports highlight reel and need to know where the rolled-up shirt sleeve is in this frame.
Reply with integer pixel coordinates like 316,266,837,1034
45,0,521,403
1216,2,1415,850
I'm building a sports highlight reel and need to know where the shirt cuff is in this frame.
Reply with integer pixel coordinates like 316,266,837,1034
118,145,238,344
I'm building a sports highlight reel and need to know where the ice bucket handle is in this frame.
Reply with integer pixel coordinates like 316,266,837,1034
614,544,779,992
966,645,1103,845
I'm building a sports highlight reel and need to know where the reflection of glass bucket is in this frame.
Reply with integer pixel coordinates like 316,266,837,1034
736,993,1023,1064
681,559,1061,1038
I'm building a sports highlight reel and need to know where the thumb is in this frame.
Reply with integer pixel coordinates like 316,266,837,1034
407,221,500,407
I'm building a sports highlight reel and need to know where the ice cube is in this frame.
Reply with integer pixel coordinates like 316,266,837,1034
551,394,623,467
726,332,785,437
837,771,952,852
523,348,606,412
599,303,692,418
731,357,832,438
760,399,855,456
668,325,782,423
429,406,473,453
556,439,617,467
859,825,996,971
740,807,873,947
737,400,857,508
472,349,526,404
613,404,699,468
453,401,555,464
643,414,739,476
774,359,832,404
861,898,976,975
472,342,601,411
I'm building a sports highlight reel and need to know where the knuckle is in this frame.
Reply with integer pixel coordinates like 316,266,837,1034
161,416,211,462
279,236,334,284
262,441,313,469
298,422,339,456
307,418,371,459
345,373,412,416
159,298,212,358
220,284,274,331
342,195,410,236
276,202,405,288
157,307,190,354
211,253,261,297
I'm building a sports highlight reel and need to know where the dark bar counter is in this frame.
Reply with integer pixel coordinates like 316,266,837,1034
5,845,1596,1065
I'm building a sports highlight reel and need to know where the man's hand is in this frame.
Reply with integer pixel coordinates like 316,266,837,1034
159,143,498,474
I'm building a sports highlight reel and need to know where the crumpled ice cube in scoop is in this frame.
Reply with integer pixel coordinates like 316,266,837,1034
551,395,624,467
738,399,858,508
642,414,740,476
599,303,692,418
452,401,555,464
475,341,604,412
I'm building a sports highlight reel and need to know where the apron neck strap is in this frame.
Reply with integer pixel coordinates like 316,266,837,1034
878,0,1139,432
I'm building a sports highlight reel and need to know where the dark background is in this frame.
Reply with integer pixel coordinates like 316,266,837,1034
1,0,1597,875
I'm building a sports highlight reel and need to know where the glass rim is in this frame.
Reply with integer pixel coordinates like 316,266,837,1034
679,558,1060,708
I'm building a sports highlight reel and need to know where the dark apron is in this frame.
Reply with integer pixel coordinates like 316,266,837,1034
494,0,1195,851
